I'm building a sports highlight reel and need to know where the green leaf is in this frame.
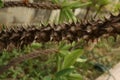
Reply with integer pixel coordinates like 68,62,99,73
53,0,91,23
31,43,42,49
56,54,63,71
55,68,74,78
59,42,71,50
62,1,91,9
59,9,66,23
59,50,69,56
67,74,83,80
43,75,52,80
76,58,87,63
97,0,110,6
64,8,72,21
51,0,59,3
66,9,77,22
62,49,83,69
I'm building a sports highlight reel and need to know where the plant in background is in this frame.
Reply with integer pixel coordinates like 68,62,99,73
43,42,84,80
82,0,110,19
52,0,91,23
0,0,3,8
92,0,110,18
114,2,120,12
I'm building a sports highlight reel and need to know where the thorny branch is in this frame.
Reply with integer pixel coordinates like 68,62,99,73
0,13,120,50
2,1,61,9
0,48,58,75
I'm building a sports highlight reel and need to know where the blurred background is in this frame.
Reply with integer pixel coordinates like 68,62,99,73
0,0,119,24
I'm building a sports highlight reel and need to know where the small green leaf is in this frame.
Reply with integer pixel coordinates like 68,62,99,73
62,49,83,69
67,74,83,80
55,68,74,78
51,0,59,3
62,1,91,9
31,43,42,49
56,54,63,71
97,0,110,6
64,8,72,21
59,50,69,56
66,9,77,22
59,42,71,50
76,58,87,63
59,9,66,23
43,75,52,80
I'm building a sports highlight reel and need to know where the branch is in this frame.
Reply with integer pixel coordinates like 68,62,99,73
2,1,61,9
0,48,58,75
0,13,120,51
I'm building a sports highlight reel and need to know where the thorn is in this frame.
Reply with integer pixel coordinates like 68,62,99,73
113,34,117,42
109,12,115,18
90,17,95,22
80,19,83,25
103,16,109,21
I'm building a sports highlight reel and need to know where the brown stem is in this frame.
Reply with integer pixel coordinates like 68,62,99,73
0,48,58,75
2,1,61,10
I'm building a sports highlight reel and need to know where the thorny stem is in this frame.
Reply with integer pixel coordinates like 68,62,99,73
0,13,120,50
84,7,91,20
